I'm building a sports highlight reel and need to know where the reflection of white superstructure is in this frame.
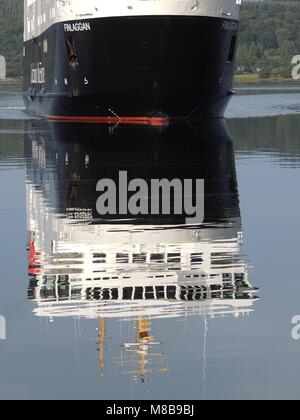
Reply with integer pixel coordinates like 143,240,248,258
27,179,258,382
27,181,257,321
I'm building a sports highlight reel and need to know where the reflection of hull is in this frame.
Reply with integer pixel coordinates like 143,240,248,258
25,119,240,224
25,119,258,322
23,16,238,120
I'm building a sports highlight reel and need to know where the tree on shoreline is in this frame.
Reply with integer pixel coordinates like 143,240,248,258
237,0,300,78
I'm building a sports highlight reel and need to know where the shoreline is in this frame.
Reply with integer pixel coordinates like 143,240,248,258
1,76,300,86
0,78,23,85
235,74,300,84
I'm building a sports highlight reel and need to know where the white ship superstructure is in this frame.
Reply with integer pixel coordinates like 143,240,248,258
24,0,240,41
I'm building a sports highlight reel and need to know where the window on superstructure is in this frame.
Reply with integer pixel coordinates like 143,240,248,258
123,287,134,300
155,286,166,300
134,287,143,300
167,286,176,300
150,253,165,263
93,253,106,263
116,253,129,264
235,273,246,287
43,39,48,54
167,253,181,263
145,287,155,300
191,253,203,264
133,253,147,264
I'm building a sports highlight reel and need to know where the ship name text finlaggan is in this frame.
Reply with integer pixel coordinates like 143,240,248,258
64,22,91,32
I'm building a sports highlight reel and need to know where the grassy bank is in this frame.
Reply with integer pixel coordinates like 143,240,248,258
0,78,22,85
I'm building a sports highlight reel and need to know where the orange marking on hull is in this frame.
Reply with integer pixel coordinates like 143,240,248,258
45,115,171,126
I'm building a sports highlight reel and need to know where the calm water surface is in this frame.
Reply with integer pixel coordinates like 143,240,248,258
0,86,300,400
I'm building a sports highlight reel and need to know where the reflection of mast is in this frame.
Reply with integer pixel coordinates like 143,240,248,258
67,143,81,205
113,318,168,384
136,319,155,380
202,314,208,401
97,318,107,378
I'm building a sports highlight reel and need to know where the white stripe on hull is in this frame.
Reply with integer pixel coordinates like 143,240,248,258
24,0,240,41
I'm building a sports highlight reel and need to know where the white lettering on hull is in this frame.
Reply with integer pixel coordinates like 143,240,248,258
64,22,91,32
222,21,238,31
31,64,45,84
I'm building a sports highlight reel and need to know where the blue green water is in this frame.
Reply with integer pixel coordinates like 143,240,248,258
0,86,300,400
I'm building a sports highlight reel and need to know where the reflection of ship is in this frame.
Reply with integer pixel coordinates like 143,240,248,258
25,120,258,382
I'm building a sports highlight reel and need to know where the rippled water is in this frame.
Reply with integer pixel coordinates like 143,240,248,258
0,86,300,400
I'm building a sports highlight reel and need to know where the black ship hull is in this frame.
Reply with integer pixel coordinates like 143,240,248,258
23,16,239,123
